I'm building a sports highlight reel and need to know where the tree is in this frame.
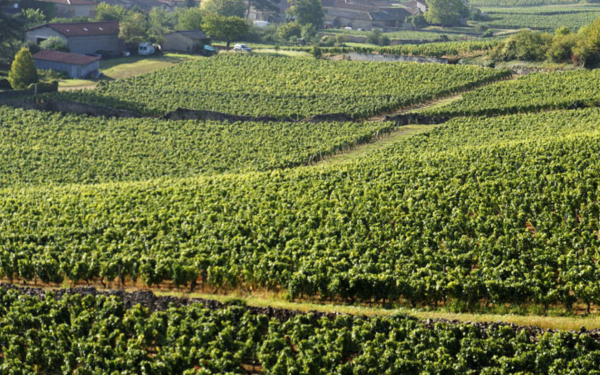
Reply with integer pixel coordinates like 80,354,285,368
277,22,301,41
546,31,576,63
40,37,69,52
287,0,324,27
21,8,46,29
8,48,39,90
201,0,246,17
425,0,469,26
245,0,281,20
202,15,248,50
148,8,176,43
366,28,389,46
409,13,428,29
176,7,204,30
119,13,149,46
573,19,600,67
0,0,24,68
95,3,130,21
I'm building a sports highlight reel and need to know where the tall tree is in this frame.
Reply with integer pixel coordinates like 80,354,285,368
176,7,204,30
202,14,248,50
148,7,177,43
8,48,38,90
287,0,323,27
21,8,45,28
201,0,246,17
119,12,149,45
95,3,130,21
425,0,468,26
245,0,281,20
0,0,24,67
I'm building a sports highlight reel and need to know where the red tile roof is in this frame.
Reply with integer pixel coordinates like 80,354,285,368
28,21,120,37
33,50,100,66
37,0,96,5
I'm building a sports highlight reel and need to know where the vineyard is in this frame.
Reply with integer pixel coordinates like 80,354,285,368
2,106,600,309
2,286,600,374
481,6,600,30
0,107,393,186
39,55,507,119
420,69,600,117
471,0,580,7
4,44,600,372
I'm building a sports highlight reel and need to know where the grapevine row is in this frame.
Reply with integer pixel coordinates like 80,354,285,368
38,54,509,119
1,288,600,374
2,109,600,309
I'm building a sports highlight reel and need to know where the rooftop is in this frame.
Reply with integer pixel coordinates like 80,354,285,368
27,21,120,37
33,50,100,65
166,30,209,40
36,0,96,5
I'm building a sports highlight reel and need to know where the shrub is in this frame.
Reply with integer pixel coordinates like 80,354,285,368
311,44,322,59
40,37,69,52
482,30,494,38
8,48,39,90
0,78,11,90
23,40,41,55
27,80,59,94
277,22,302,41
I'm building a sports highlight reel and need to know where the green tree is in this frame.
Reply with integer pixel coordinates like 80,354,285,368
21,8,46,29
287,0,324,27
119,12,149,46
201,0,246,17
40,37,69,52
246,0,281,20
176,7,204,30
491,29,552,62
95,3,130,21
202,14,248,50
573,18,600,67
425,0,469,26
546,32,576,63
148,8,176,43
0,0,23,67
277,22,301,41
8,48,39,90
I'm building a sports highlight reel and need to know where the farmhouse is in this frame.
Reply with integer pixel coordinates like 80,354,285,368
403,0,427,14
36,0,97,18
162,30,211,53
25,21,126,55
322,0,412,29
246,0,290,23
32,50,100,78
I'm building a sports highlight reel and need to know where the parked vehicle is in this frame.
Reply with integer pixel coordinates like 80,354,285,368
233,44,252,52
253,20,270,28
138,42,156,56
201,44,217,56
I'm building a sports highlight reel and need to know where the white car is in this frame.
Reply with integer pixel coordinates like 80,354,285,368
138,42,156,56
233,44,252,52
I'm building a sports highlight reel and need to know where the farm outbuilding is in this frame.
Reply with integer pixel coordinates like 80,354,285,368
33,50,100,78
25,21,126,55
162,30,211,53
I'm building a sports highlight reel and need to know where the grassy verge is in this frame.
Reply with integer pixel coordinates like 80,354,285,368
157,290,600,331
58,52,204,91
311,124,435,167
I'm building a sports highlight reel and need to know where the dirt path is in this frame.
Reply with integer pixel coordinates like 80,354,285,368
310,124,436,168
367,93,463,121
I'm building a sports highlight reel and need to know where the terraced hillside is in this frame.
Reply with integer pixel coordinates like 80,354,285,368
2,107,600,310
0,107,393,186
420,69,600,117
38,54,508,119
